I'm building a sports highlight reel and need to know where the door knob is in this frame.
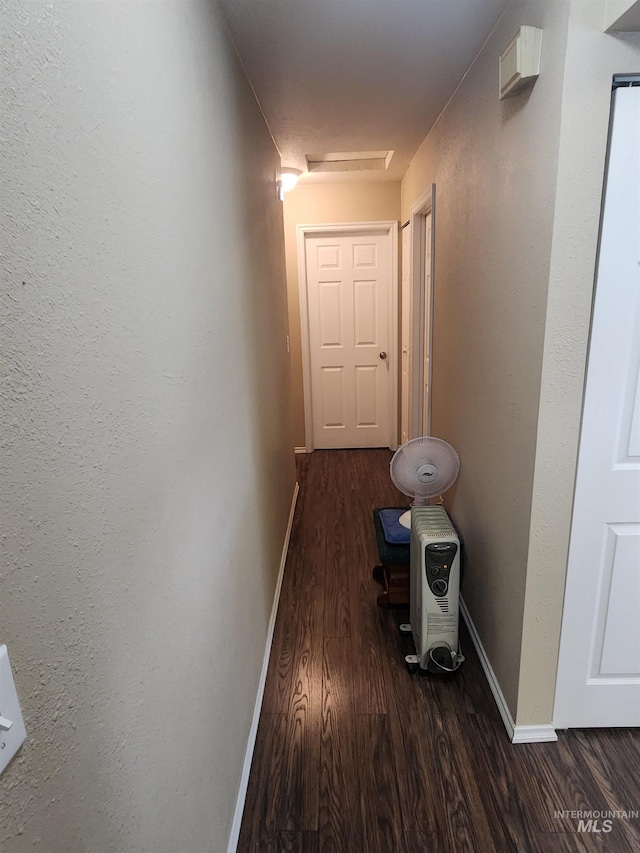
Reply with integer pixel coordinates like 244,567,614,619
379,351,387,360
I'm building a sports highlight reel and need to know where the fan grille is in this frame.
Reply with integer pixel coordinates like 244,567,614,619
390,437,460,500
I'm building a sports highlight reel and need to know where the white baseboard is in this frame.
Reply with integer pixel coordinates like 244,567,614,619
294,446,308,455
512,724,558,743
227,481,300,853
459,596,516,739
459,596,557,744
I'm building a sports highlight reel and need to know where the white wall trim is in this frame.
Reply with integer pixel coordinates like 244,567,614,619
460,596,557,744
227,481,300,853
296,221,399,452
512,724,558,744
460,596,516,739
294,446,308,455
409,186,435,438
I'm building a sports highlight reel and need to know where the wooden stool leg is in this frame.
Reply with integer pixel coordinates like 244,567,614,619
376,563,410,607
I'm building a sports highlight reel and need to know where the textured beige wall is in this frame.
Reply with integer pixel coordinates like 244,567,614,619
401,0,570,717
518,2,640,725
0,2,294,851
283,182,401,448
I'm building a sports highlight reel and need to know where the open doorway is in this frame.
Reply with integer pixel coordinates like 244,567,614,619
404,185,435,439
400,223,411,445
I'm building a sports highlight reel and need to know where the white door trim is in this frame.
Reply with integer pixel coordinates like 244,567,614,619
409,186,436,438
400,223,412,446
297,221,399,452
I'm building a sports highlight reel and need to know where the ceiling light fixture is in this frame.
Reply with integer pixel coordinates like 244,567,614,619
277,167,302,201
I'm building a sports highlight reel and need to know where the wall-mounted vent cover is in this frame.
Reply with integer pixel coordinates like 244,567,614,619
499,26,543,100
306,150,394,173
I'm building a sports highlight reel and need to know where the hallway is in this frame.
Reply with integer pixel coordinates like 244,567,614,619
238,450,640,852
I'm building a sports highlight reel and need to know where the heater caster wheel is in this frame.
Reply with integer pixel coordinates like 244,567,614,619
399,623,412,635
405,654,419,674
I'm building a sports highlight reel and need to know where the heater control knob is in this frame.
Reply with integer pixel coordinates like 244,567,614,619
432,579,448,597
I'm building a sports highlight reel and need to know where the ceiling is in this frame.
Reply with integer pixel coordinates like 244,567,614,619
219,0,510,184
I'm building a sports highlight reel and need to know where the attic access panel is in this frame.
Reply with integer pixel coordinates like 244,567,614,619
306,150,394,173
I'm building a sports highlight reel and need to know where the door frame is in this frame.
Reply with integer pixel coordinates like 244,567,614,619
297,221,399,453
400,222,412,445
409,185,436,437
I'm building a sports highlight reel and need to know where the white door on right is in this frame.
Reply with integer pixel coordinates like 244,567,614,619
554,85,640,728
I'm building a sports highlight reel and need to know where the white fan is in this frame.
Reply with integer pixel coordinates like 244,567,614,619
390,436,460,527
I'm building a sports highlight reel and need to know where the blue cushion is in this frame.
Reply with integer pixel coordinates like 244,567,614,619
378,509,411,545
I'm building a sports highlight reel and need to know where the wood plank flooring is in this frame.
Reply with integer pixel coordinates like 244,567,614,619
238,449,640,852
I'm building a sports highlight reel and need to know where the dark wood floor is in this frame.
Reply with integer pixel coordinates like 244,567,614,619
238,449,640,852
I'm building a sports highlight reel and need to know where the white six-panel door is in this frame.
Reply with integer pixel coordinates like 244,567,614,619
304,228,394,449
554,86,640,728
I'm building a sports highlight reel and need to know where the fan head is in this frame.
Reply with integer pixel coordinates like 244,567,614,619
390,436,460,503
